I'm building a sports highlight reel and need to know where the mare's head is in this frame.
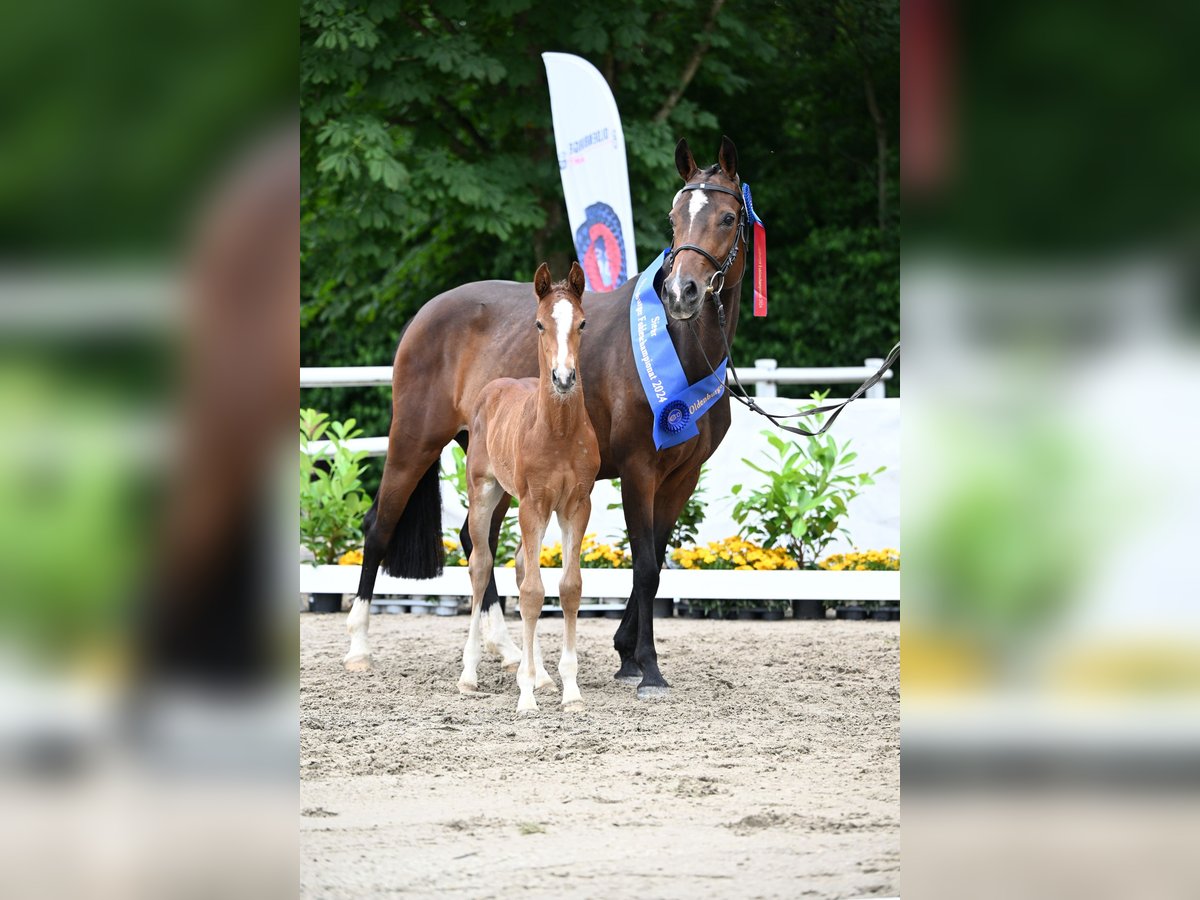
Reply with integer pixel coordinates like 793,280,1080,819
662,135,744,321
532,260,587,395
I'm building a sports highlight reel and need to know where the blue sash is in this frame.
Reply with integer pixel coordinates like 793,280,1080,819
629,250,728,450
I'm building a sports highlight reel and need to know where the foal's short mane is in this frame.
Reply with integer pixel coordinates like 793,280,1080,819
547,278,578,296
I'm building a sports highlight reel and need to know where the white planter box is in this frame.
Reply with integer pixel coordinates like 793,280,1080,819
299,565,899,602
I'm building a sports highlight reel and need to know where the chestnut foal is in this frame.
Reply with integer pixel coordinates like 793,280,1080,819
457,262,600,713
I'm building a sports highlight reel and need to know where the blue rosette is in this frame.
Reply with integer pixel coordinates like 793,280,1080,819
659,399,690,434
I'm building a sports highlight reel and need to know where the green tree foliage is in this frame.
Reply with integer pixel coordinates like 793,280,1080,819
301,0,898,439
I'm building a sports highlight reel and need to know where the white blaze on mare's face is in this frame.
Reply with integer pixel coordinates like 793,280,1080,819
687,187,708,225
551,298,575,384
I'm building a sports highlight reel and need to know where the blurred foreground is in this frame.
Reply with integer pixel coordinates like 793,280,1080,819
904,1,1200,897
1,2,295,897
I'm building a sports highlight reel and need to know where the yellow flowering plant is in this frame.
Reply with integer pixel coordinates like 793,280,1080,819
819,548,900,571
502,534,632,569
670,536,800,571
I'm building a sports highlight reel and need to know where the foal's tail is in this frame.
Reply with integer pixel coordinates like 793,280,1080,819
380,460,445,579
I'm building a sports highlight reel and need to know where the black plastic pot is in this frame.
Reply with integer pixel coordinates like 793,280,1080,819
721,609,739,620
874,606,900,621
762,608,784,621
309,593,342,613
686,607,706,619
540,607,563,619
652,596,674,618
838,605,868,620
579,607,605,618
737,607,763,620
604,609,625,619
792,598,825,620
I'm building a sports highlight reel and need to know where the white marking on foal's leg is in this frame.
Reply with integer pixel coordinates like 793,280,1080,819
484,603,522,671
559,643,581,709
458,601,485,693
551,298,574,386
343,598,372,671
533,630,556,692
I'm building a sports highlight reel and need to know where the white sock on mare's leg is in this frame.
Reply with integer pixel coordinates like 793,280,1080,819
344,598,372,671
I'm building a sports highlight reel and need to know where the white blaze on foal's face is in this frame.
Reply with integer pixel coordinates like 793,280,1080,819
551,298,575,385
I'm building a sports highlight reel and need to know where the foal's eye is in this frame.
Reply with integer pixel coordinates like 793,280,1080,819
536,321,544,332
722,212,736,226
579,320,586,331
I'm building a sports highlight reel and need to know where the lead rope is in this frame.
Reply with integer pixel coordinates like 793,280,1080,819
686,286,900,439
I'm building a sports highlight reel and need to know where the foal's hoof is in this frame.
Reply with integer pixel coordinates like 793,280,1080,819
636,684,671,701
535,674,558,692
502,659,521,674
562,700,586,713
613,661,642,684
343,653,372,673
457,679,479,695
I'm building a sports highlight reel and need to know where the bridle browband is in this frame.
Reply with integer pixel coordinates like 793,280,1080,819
666,178,902,439
664,180,747,298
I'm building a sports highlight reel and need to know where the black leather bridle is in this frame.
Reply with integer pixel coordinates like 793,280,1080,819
663,180,747,298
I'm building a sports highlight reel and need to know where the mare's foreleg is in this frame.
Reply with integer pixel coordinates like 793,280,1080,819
613,469,668,698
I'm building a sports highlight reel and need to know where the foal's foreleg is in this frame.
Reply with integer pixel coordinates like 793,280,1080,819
515,506,548,713
558,497,590,711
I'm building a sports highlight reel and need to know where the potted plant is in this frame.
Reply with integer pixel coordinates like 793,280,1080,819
819,549,901,621
730,392,885,619
300,409,373,612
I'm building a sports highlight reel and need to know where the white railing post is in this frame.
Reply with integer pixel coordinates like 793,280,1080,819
864,358,885,399
754,358,777,398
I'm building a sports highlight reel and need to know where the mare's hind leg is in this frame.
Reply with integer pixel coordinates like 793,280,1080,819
558,497,590,711
459,476,506,693
346,455,434,671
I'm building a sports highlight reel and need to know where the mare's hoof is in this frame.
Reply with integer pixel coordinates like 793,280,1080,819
517,700,538,715
535,675,558,692
613,662,642,684
502,660,521,673
343,654,372,673
457,679,479,695
562,700,585,713
636,684,671,701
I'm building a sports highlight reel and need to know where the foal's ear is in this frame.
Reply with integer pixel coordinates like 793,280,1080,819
675,138,698,181
567,261,586,298
533,262,552,298
718,135,738,182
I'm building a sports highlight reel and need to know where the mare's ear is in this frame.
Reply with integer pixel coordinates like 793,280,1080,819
675,138,698,181
567,261,586,298
533,262,552,298
718,135,738,182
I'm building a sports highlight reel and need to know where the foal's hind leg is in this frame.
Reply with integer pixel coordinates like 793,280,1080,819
459,477,505,693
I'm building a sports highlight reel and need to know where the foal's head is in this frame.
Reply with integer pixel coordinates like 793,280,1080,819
662,135,744,321
532,260,587,396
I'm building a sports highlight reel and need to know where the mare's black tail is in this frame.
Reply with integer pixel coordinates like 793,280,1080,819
380,461,444,578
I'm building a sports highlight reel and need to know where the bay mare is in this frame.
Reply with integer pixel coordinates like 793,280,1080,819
346,137,748,699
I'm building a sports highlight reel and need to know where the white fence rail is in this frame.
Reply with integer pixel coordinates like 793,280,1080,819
301,565,900,602
300,358,893,398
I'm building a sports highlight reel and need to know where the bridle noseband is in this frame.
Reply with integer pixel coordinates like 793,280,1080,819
664,180,747,299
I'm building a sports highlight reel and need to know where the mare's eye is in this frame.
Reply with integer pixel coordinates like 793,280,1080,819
579,320,586,331
536,321,544,332
722,213,736,226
